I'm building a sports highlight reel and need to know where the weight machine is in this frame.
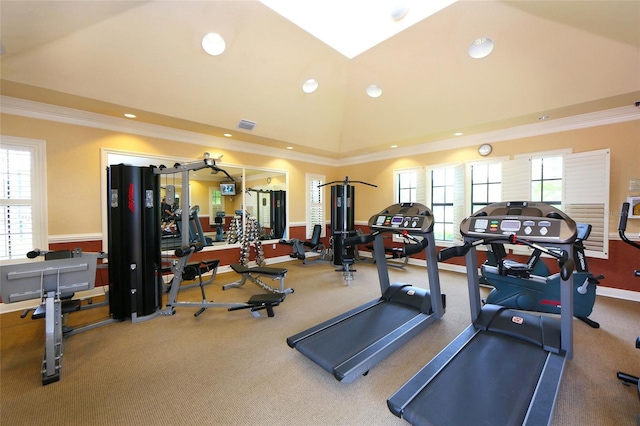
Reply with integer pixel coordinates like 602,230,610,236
1,251,101,384
319,176,377,284
108,154,235,321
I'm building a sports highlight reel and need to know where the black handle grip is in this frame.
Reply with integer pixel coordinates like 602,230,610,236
27,249,41,259
560,259,575,281
438,243,471,262
403,239,428,257
619,202,630,232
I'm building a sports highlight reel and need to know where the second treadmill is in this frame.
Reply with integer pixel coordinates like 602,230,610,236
388,201,578,425
287,202,445,383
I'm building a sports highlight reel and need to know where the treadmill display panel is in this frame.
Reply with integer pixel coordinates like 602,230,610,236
461,202,576,243
368,203,434,234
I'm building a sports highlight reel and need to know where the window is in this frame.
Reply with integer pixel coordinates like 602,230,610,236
471,163,501,214
431,168,455,241
531,156,563,206
394,168,426,206
398,171,417,203
209,186,224,223
503,149,609,258
306,174,325,238
0,137,47,260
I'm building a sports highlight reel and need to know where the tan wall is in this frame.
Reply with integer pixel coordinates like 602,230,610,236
336,120,640,236
1,113,638,238
0,114,329,234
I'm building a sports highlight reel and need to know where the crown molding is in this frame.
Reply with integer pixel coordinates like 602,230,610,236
336,104,640,166
0,96,336,166
2,95,638,167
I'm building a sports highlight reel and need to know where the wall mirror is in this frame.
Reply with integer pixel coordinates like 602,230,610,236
100,149,288,252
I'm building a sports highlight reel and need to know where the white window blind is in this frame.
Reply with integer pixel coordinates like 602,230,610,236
501,157,531,202
563,149,610,258
306,174,325,239
452,164,466,244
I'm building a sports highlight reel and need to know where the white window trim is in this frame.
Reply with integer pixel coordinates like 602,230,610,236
0,135,48,258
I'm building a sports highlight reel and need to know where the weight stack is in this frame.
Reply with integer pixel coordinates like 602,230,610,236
107,164,162,320
331,184,355,266
270,190,286,239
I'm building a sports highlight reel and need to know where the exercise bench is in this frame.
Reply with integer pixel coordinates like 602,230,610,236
228,292,286,318
224,263,293,294
161,245,286,318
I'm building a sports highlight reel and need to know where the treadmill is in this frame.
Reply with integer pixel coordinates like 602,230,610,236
287,202,445,383
388,201,577,425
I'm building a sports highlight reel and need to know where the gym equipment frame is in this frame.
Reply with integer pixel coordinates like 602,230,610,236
224,263,293,295
287,202,445,383
1,252,99,385
481,222,602,328
161,243,285,318
615,202,640,404
388,201,578,426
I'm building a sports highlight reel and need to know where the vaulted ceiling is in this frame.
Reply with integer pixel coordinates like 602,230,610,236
1,1,639,159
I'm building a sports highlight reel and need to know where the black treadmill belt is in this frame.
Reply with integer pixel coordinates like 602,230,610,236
404,331,548,426
295,302,421,373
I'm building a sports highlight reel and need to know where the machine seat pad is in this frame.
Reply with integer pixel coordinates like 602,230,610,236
230,263,287,277
248,293,285,305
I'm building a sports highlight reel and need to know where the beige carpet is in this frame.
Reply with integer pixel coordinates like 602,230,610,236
1,260,639,425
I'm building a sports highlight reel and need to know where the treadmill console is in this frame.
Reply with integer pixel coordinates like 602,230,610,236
368,203,434,234
460,201,577,244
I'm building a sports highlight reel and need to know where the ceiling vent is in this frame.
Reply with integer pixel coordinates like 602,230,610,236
237,119,256,131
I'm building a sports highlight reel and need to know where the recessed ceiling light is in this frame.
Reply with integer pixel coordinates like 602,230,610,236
124,113,136,118
302,79,319,94
390,2,409,21
468,37,494,59
223,133,232,137
366,84,382,98
538,115,550,120
391,145,398,148
286,146,293,150
202,32,226,56
454,132,464,136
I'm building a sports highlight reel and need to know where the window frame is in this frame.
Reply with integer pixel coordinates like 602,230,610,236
0,136,47,260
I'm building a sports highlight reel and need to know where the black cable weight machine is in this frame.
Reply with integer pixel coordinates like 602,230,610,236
245,188,286,240
320,176,377,283
107,164,162,321
107,154,233,321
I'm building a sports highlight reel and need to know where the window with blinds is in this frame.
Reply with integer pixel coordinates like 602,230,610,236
502,149,610,258
1,138,46,260
306,174,325,239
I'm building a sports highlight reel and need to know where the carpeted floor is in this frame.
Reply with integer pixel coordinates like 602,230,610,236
1,260,639,425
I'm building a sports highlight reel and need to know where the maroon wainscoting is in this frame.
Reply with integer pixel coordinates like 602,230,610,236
38,232,640,295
